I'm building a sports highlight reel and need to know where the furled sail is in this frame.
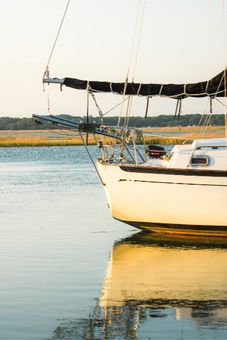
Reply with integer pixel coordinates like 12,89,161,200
44,69,227,99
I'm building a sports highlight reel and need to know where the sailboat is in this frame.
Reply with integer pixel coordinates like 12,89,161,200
33,1,227,235
33,69,227,234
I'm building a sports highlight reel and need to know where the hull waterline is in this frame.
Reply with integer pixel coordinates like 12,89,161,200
97,161,227,235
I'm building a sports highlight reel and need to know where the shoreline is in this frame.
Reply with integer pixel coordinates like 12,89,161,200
0,126,224,147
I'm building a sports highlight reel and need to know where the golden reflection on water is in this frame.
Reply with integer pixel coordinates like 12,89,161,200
50,232,227,339
101,232,227,307
99,232,227,335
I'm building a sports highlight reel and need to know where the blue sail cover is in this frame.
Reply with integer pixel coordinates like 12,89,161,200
63,69,227,99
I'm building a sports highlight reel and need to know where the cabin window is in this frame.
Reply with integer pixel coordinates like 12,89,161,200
191,156,209,166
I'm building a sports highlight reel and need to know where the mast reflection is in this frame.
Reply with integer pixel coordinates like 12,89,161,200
50,232,227,339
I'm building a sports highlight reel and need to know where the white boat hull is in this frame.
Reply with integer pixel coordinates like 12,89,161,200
97,161,227,232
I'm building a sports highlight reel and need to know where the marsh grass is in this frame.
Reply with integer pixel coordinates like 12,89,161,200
141,125,224,133
0,136,95,147
0,126,224,147
143,136,190,145
141,125,225,145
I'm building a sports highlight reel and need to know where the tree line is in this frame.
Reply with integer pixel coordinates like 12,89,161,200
0,114,224,130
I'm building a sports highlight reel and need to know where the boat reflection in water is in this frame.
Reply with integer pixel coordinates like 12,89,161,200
50,232,227,339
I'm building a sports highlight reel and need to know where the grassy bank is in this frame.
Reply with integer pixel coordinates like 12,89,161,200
141,125,224,133
0,135,189,146
0,126,224,147
0,136,95,147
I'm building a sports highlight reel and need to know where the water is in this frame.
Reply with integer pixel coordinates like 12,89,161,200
0,146,227,339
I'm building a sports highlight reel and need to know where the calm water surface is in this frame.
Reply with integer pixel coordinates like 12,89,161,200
0,146,227,339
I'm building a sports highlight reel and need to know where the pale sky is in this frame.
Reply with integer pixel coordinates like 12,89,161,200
0,0,227,118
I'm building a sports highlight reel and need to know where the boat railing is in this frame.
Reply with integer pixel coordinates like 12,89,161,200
32,114,145,164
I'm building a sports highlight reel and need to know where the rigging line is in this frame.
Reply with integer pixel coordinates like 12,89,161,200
86,86,89,123
221,0,227,137
124,96,133,128
196,71,225,140
200,115,211,137
202,97,213,134
89,92,104,121
204,71,225,134
86,84,90,144
79,131,105,186
103,97,129,116
43,0,71,78
199,104,211,137
117,0,144,127
215,96,227,108
199,101,213,138
127,1,145,127
212,70,225,98
225,67,227,138
127,0,144,79
123,0,145,129
183,98,210,144
117,76,128,127
131,0,145,81
124,95,130,128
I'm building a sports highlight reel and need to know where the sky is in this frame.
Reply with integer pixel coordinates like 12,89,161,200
0,0,227,118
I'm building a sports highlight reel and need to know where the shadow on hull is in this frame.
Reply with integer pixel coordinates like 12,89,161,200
117,218,227,238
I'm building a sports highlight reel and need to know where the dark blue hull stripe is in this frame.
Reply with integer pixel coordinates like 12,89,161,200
119,179,227,187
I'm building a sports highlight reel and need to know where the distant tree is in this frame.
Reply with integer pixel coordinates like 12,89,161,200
0,114,224,130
